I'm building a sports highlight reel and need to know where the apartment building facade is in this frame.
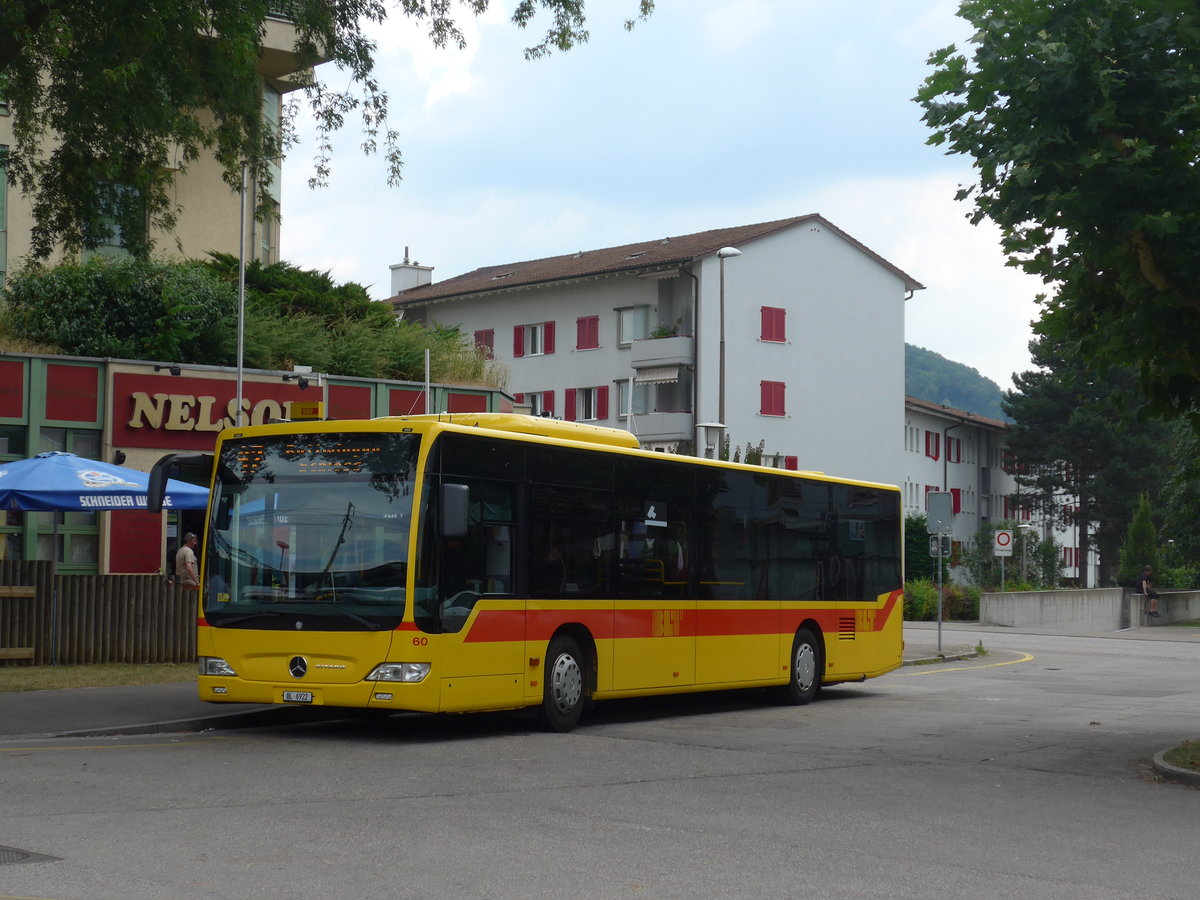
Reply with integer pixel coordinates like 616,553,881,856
389,215,924,490
904,396,1089,585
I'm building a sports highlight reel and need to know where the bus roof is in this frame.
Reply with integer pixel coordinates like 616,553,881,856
377,413,642,449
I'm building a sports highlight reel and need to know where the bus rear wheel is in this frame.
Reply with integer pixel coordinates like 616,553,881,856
539,635,585,732
784,628,822,705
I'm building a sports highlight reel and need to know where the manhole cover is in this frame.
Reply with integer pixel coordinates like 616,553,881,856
0,845,61,865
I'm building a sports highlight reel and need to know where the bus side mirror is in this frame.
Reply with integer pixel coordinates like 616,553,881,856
440,483,470,537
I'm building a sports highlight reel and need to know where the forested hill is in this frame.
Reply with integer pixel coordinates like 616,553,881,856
905,344,1008,420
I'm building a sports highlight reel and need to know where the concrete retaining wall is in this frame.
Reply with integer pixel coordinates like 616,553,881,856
980,588,1200,631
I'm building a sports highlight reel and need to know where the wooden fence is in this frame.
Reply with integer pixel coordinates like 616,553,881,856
0,561,196,666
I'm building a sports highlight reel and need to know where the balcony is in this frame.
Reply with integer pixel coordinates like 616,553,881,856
631,411,694,444
630,334,694,370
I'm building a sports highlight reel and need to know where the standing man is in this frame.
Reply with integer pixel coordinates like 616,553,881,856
176,532,199,591
1135,565,1160,617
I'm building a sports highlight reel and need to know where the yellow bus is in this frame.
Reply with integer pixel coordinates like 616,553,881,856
152,413,903,732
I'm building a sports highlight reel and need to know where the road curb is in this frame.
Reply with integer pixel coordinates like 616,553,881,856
1152,749,1200,788
902,650,978,666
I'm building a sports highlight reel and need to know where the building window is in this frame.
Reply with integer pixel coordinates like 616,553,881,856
760,380,786,417
761,306,786,342
618,305,650,344
514,322,555,357
925,430,940,460
474,329,495,359
522,390,554,416
576,316,599,350
946,436,962,463
564,386,608,422
618,381,649,417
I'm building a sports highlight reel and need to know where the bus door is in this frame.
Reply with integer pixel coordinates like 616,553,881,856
611,497,696,691
420,477,525,711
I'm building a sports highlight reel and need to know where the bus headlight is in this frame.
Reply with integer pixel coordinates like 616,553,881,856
199,656,237,677
368,662,430,683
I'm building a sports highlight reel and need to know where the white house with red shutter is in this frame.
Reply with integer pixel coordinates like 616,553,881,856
903,396,1090,585
388,215,923,490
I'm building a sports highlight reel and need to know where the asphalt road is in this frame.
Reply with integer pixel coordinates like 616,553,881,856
2,623,1198,900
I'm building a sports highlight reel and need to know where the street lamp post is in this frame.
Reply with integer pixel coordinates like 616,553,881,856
235,162,248,426
716,247,741,438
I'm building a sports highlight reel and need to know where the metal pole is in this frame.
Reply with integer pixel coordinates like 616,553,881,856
718,255,726,431
235,163,248,426
936,536,943,653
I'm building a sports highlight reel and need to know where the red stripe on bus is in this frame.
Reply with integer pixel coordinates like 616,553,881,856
460,599,898,644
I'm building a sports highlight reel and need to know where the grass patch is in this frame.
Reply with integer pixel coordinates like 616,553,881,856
1166,619,1200,627
0,663,194,693
1164,741,1200,772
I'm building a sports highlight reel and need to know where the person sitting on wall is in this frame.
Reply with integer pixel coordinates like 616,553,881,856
1135,565,1161,617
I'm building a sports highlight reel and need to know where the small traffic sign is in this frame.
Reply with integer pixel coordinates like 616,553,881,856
993,529,1014,557
927,491,954,533
929,535,951,557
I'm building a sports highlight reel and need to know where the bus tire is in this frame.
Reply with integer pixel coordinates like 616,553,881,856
784,628,822,705
539,635,585,732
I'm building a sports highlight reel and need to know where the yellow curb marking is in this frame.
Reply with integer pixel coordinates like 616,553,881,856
895,650,1035,676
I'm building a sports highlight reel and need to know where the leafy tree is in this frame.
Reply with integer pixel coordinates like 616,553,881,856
916,1,1200,426
1161,430,1200,571
0,256,236,362
904,512,947,584
1002,335,1172,585
1118,492,1158,585
1,0,654,259
957,520,1058,591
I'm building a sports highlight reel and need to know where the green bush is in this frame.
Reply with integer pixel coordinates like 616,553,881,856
2,257,236,363
1157,566,1200,589
905,579,981,621
904,579,938,621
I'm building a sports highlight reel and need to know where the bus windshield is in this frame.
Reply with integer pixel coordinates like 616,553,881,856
203,432,419,631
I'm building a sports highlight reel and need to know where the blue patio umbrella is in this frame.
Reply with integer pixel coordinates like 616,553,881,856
0,451,209,664
0,451,209,511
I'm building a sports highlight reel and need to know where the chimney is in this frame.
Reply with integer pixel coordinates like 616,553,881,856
390,246,434,295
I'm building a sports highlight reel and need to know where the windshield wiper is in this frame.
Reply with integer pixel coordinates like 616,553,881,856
212,610,289,627
306,601,381,630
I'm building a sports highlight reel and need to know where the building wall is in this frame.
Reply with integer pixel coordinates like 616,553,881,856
410,220,908,489
697,223,906,487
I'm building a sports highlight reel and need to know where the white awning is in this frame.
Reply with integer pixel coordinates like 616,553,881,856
634,365,680,385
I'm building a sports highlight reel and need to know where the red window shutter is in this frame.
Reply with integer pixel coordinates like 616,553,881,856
513,325,525,358
544,321,555,354
577,316,599,350
563,388,576,421
514,393,525,403
596,385,608,419
925,431,940,460
950,488,962,513
784,455,798,470
760,381,785,416
761,307,785,342
542,390,554,415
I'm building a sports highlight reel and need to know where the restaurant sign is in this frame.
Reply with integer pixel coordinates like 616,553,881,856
111,373,317,450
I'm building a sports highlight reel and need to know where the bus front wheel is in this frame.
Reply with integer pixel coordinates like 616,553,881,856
784,628,822,705
539,635,585,732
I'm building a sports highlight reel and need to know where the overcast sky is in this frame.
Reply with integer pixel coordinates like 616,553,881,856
280,0,1047,391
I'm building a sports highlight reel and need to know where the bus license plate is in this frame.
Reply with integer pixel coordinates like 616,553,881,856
283,691,313,703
